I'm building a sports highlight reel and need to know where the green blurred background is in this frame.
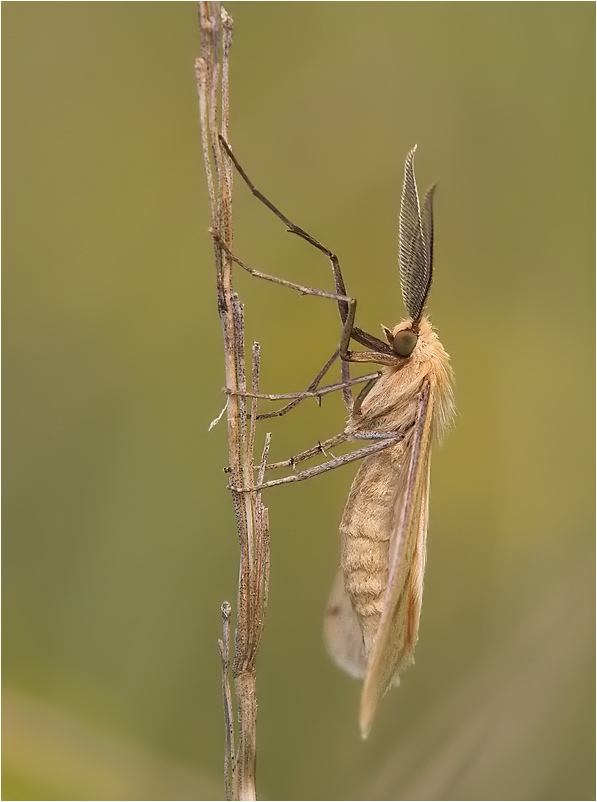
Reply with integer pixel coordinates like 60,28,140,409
3,3,595,800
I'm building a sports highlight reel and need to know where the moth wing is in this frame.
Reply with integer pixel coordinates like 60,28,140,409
399,459,430,672
324,567,367,680
359,380,434,738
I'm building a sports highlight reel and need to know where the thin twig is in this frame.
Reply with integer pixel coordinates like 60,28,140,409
198,4,265,800
248,344,260,497
253,434,271,655
219,601,235,800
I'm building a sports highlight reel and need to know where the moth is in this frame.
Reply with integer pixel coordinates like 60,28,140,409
219,139,455,739
323,148,455,738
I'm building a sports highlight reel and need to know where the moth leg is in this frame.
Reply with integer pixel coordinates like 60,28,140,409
337,304,402,371
231,426,411,491
230,438,398,491
255,294,380,417
256,370,382,419
219,136,349,320
225,431,347,476
264,418,411,472
219,136,393,358
352,376,380,418
258,350,348,420
337,298,358,410
212,231,351,306
258,349,339,419
350,431,407,440
265,431,350,472
344,350,401,367
225,369,382,417
213,230,359,412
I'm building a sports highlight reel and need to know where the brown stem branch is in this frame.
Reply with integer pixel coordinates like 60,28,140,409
218,601,235,800
197,4,266,799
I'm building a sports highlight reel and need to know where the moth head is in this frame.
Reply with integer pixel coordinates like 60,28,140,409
383,322,418,358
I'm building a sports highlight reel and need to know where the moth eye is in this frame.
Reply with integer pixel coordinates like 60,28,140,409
393,329,418,357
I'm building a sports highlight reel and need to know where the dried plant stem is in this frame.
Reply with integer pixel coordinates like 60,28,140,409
197,4,269,799
218,602,234,799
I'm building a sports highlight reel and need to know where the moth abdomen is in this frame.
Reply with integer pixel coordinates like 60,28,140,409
339,442,406,653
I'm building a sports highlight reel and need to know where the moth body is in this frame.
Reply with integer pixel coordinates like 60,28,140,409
323,147,455,738
326,317,453,687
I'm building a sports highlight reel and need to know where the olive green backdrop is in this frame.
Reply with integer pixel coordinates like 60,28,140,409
3,3,595,800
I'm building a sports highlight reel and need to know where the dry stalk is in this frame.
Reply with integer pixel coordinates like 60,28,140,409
196,4,270,800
